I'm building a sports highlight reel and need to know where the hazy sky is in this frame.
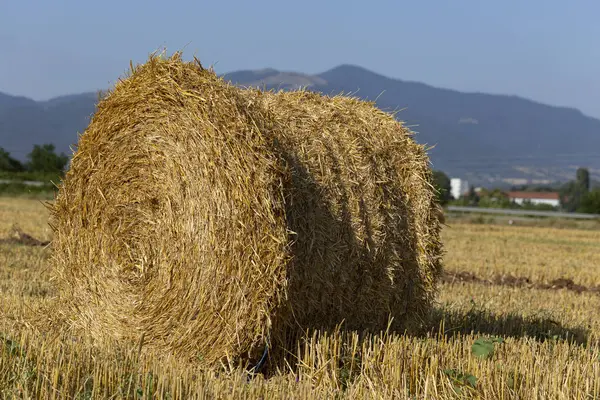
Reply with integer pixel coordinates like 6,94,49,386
2,0,600,118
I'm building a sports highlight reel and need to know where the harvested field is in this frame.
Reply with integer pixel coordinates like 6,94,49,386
441,270,600,295
442,223,600,287
1,197,599,399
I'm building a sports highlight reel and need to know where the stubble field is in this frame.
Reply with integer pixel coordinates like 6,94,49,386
1,197,599,399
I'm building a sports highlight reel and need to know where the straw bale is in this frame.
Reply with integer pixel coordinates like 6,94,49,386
49,53,443,367
246,88,443,338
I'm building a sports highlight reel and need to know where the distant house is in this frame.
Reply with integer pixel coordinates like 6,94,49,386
507,191,560,207
450,178,470,199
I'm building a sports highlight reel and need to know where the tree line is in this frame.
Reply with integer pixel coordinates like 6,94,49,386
432,167,600,214
0,144,69,177
0,144,69,198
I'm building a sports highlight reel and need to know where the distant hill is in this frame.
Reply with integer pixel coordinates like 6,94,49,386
2,65,600,185
0,91,97,162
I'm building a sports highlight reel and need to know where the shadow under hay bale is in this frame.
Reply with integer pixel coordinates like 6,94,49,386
427,306,590,346
48,53,443,369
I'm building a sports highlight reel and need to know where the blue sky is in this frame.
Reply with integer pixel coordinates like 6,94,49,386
1,0,599,118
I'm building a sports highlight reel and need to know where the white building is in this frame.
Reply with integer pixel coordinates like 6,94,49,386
450,178,470,200
507,191,560,207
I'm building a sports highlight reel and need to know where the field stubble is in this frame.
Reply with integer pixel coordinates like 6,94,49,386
1,197,599,399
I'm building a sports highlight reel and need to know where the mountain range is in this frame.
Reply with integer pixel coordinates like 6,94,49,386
2,65,599,186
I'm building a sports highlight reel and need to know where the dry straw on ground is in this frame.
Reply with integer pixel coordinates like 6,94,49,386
48,53,443,368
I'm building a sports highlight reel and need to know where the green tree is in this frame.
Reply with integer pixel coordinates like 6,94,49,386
560,181,586,212
0,147,25,172
432,170,451,205
576,167,590,192
578,189,600,214
477,189,511,209
560,168,592,212
26,144,69,173
465,186,479,206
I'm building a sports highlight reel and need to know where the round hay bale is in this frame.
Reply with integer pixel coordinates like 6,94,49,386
247,88,444,336
49,53,443,367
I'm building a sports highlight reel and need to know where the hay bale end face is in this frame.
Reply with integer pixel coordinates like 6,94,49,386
50,54,443,366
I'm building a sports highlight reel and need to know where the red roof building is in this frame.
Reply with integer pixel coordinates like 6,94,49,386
507,191,560,207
